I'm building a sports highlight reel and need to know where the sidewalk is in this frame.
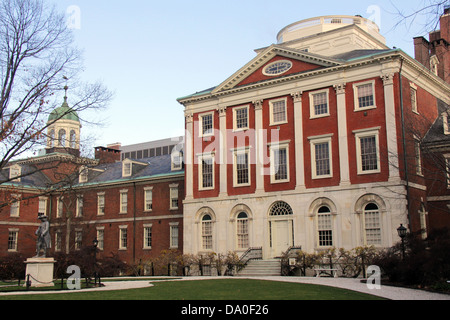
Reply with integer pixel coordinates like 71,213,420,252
0,276,449,300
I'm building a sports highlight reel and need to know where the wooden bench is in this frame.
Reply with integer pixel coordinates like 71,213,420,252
314,267,338,278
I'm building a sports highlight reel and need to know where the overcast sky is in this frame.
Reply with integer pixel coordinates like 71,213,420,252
52,0,438,149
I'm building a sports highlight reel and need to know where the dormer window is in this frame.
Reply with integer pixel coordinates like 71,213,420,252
443,111,450,135
171,151,183,171
122,159,148,177
79,166,88,183
9,165,21,181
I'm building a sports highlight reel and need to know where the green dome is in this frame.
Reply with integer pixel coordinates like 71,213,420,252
48,98,80,123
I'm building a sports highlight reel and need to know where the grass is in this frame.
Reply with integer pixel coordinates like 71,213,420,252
0,278,386,300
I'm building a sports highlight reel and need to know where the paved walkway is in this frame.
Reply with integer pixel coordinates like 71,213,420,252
0,276,449,300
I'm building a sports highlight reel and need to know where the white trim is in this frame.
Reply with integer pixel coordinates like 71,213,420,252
269,97,288,125
269,142,290,184
353,80,376,111
199,111,215,137
233,148,251,187
198,153,215,191
232,105,249,131
309,88,330,119
354,127,381,175
309,135,333,179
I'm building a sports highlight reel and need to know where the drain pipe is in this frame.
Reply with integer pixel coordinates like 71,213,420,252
398,58,412,231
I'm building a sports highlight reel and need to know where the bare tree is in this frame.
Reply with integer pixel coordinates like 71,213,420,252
0,0,112,171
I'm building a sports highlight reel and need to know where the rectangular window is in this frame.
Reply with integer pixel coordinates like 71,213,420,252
270,99,287,125
200,112,213,137
38,197,47,216
237,219,249,249
310,90,329,118
415,138,422,175
8,230,18,251
234,150,250,186
120,191,128,213
57,197,63,218
76,196,83,217
170,224,179,248
354,81,376,110
170,186,179,209
97,193,105,215
354,128,380,174
270,144,289,183
309,135,333,179
144,225,152,249
364,210,381,245
96,229,104,250
75,230,82,250
55,231,62,252
411,86,418,113
144,188,153,211
200,156,214,190
202,221,213,250
318,213,333,247
119,227,127,250
10,195,20,217
234,106,248,131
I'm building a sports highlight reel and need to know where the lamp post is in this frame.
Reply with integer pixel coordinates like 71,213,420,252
397,224,407,260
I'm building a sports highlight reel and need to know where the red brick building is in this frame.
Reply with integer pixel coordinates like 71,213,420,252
177,14,450,259
0,96,185,266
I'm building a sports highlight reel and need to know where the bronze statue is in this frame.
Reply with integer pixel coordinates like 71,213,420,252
34,215,51,258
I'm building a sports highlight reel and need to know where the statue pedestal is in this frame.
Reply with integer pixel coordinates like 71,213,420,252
24,258,55,287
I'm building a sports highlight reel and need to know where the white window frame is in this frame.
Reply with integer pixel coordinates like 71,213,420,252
170,222,179,249
55,231,62,252
56,197,63,218
79,166,88,183
170,184,179,210
38,197,47,216
269,98,288,126
316,206,333,248
354,127,381,175
410,83,418,114
171,151,183,171
233,105,249,131
97,192,105,216
443,111,450,135
8,229,18,252
10,194,20,217
75,195,83,217
309,134,333,179
9,165,21,181
232,147,251,187
362,203,382,245
144,187,153,212
119,226,128,250
269,141,290,183
201,214,214,251
414,136,423,176
122,160,132,177
236,212,249,250
120,190,128,214
96,227,104,250
143,224,152,249
199,111,214,137
309,89,330,119
353,80,376,111
198,153,215,191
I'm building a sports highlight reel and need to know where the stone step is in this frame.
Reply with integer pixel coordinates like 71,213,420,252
238,259,281,276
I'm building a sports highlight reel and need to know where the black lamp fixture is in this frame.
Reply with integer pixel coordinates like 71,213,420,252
397,224,407,260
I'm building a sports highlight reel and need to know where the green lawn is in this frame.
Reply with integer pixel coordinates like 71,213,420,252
0,279,385,300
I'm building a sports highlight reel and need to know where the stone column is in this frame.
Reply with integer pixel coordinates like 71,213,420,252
185,112,194,200
292,92,305,190
218,106,228,197
334,83,350,186
253,99,264,194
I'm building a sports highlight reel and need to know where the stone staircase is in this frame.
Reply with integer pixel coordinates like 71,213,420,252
238,259,281,276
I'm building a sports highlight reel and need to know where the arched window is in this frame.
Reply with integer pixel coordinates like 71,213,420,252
70,130,76,148
363,203,381,245
201,214,213,250
236,212,249,249
269,201,293,216
317,206,333,247
58,129,66,147
48,130,55,148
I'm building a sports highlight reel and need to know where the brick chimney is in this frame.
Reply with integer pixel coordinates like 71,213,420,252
95,146,121,164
